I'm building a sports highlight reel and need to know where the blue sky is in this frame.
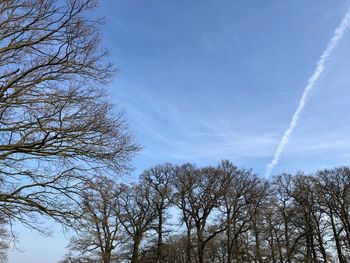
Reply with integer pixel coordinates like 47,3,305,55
103,0,350,175
9,1,350,262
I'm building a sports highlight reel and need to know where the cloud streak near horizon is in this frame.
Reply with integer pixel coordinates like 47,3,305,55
265,5,350,177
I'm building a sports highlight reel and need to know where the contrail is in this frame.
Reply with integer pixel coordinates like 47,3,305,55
265,6,350,177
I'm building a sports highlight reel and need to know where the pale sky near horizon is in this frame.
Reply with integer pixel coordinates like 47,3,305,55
8,0,350,262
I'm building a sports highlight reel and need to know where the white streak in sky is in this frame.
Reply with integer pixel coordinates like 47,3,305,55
265,6,350,176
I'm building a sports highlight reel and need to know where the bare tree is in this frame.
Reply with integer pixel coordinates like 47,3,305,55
66,176,123,263
263,198,282,263
0,0,139,228
272,174,299,263
316,167,350,262
171,163,196,263
289,175,330,263
245,178,269,263
220,162,249,263
118,183,158,263
172,163,227,263
219,160,268,263
140,164,174,263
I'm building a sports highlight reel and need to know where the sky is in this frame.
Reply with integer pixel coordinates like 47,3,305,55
8,0,350,262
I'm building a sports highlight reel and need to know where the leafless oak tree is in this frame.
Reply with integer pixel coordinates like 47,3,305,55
140,164,174,263
172,163,228,263
66,176,123,263
0,0,139,229
118,183,158,263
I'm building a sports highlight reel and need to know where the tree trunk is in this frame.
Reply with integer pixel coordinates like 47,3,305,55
186,227,192,263
131,238,141,263
197,230,206,263
102,251,111,263
315,220,328,263
254,223,263,263
157,210,163,263
305,217,312,263
282,205,292,263
226,219,233,263
198,243,206,263
269,227,276,263
274,229,284,263
234,237,242,263
330,208,346,263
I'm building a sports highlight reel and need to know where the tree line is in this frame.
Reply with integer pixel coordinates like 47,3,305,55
60,162,350,263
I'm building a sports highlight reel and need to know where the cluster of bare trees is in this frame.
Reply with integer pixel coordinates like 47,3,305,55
61,162,350,263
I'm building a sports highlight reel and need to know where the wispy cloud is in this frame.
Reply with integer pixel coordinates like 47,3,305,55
265,5,350,177
117,86,277,163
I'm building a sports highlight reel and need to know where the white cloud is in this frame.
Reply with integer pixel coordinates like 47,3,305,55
265,5,350,176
